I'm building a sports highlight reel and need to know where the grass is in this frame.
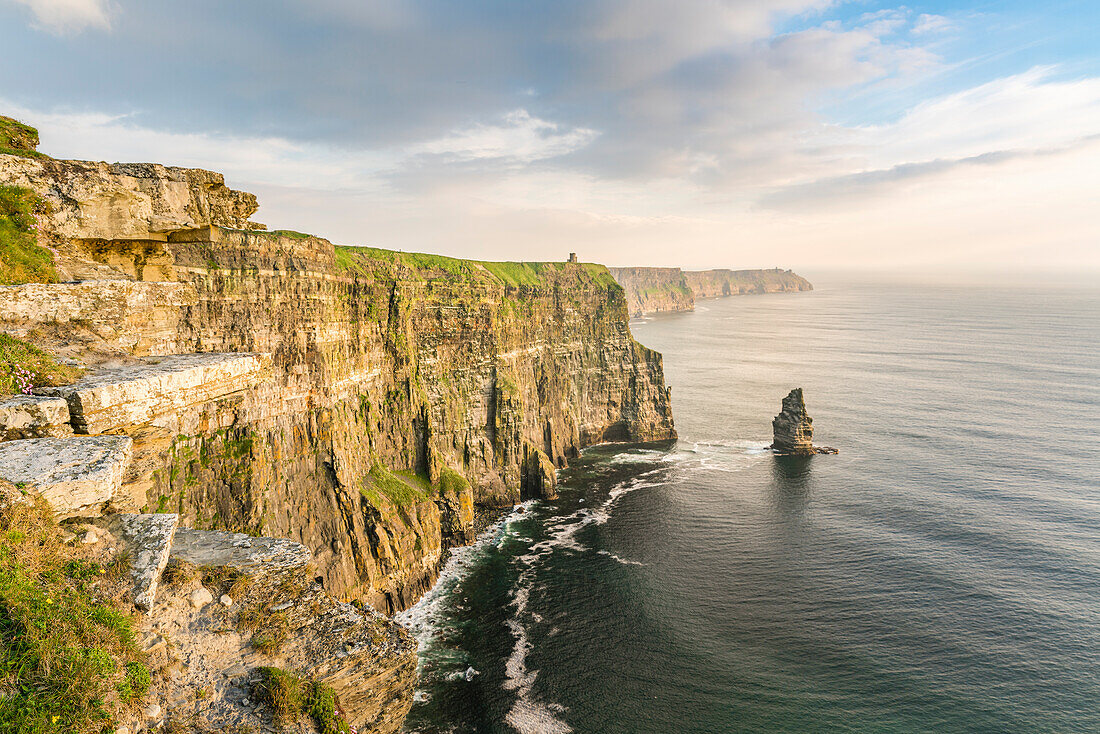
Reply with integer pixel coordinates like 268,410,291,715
268,229,312,240
0,499,146,733
0,116,49,160
237,604,289,654
0,333,83,398
0,185,58,285
360,465,429,509
332,244,618,289
255,667,349,734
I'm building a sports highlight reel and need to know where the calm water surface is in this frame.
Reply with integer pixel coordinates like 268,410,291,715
398,279,1100,733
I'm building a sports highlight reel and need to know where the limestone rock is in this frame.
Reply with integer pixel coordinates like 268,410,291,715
608,267,695,317
0,395,72,440
39,352,268,435
0,154,261,242
101,513,180,611
770,389,836,456
0,281,195,357
0,436,132,518
189,586,214,609
170,528,312,583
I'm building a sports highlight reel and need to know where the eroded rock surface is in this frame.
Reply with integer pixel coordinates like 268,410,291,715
771,388,837,455
101,512,180,610
0,436,132,517
39,352,267,434
0,394,72,439
143,527,415,734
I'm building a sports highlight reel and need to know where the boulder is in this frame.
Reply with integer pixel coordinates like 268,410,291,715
0,395,72,440
0,436,133,517
101,513,180,611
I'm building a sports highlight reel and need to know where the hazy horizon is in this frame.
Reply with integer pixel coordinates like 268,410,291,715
2,0,1098,275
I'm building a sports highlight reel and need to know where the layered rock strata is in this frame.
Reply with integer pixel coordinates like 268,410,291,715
770,388,837,455
1,129,676,733
1,149,675,615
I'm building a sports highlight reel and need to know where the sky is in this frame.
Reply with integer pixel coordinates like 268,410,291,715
1,1,1098,273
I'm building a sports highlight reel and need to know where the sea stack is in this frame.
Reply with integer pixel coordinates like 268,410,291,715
771,388,837,455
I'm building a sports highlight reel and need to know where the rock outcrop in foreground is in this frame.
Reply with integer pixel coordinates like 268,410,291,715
0,120,676,733
610,266,812,316
770,388,837,455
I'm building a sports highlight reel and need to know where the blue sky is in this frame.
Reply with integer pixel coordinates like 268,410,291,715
1,0,1098,273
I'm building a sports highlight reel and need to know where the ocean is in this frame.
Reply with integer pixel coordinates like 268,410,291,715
396,278,1100,733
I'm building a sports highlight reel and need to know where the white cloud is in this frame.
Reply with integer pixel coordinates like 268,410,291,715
836,67,1100,171
10,0,111,33
409,110,599,163
912,13,954,35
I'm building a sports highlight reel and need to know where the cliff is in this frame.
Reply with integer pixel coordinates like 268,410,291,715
684,268,812,299
610,266,812,316
0,121,675,733
607,267,695,317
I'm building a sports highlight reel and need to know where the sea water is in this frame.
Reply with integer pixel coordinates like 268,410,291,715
397,278,1100,733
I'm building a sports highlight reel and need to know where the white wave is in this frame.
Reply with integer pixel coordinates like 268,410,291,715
396,500,538,650
502,569,573,733
597,550,646,566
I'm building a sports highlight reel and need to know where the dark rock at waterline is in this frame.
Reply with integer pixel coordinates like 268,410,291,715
771,388,837,455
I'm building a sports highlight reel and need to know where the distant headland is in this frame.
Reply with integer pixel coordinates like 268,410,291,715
608,266,812,317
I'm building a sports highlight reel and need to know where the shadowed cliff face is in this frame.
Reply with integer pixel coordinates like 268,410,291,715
0,151,676,615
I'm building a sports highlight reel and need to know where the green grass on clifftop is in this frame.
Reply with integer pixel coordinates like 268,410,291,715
0,334,83,398
0,186,58,285
334,244,618,289
0,116,48,159
0,498,147,733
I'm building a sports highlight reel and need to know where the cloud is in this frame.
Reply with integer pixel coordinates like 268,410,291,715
9,0,110,33
2,1,1098,273
409,110,599,163
912,13,954,35
759,137,1100,210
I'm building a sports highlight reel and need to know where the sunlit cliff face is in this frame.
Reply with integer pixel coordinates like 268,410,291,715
2,0,1098,273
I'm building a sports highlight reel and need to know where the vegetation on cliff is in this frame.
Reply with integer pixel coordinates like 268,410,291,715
0,116,46,159
0,334,82,398
257,666,350,733
0,185,58,285
334,244,617,288
0,497,147,734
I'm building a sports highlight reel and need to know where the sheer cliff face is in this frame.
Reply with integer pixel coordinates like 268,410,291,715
684,268,812,298
1,152,676,614
608,267,695,317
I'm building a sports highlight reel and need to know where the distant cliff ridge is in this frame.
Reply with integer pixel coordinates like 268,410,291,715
685,268,812,299
607,267,694,317
610,266,812,316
